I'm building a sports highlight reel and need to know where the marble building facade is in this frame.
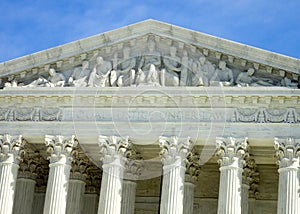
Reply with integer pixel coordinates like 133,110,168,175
0,20,299,214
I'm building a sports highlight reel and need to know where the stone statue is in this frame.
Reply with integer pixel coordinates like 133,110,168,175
161,46,180,86
236,68,256,87
25,68,65,87
180,50,190,86
190,58,209,86
110,46,136,87
137,38,161,86
88,56,112,87
236,68,277,87
210,61,234,86
281,76,298,88
68,60,90,87
198,56,215,82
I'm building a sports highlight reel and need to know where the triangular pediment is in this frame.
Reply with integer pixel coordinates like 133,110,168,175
0,19,299,88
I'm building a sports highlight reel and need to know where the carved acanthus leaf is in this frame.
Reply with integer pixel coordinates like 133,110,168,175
159,136,194,166
0,135,25,164
45,135,78,164
274,137,300,168
98,135,131,164
216,137,248,167
185,150,201,182
243,157,260,198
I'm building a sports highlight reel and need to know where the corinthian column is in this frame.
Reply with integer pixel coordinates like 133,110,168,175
274,137,300,214
184,151,200,214
121,150,143,214
0,135,24,214
43,135,77,214
98,135,131,214
66,150,89,214
216,137,248,214
13,151,41,214
159,136,194,214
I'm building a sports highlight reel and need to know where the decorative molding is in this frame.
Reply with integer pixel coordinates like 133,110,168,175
0,134,25,164
159,136,194,166
18,150,42,180
274,137,300,168
232,108,300,123
216,137,248,167
0,107,62,121
45,135,78,164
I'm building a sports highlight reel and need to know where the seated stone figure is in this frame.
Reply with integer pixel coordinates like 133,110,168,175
161,46,180,86
88,56,112,87
236,68,277,87
137,38,161,86
68,60,90,87
110,46,136,87
210,61,234,86
281,76,298,88
26,68,65,87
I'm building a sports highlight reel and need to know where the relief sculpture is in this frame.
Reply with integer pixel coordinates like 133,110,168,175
2,37,299,89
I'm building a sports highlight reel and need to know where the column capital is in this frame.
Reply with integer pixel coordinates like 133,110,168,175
0,134,25,164
45,135,78,164
274,137,300,168
85,166,102,194
98,135,131,165
185,151,201,183
124,149,143,180
216,137,248,168
70,149,90,181
243,157,260,198
159,136,194,166
18,150,41,180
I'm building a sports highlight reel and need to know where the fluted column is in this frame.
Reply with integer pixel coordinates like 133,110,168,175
66,151,89,214
0,135,24,214
242,157,260,214
274,137,300,214
83,166,101,214
121,149,142,214
216,137,248,214
159,136,193,214
13,151,41,214
98,135,131,214
43,135,77,214
183,151,200,214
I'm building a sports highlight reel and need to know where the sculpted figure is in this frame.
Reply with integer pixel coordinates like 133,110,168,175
137,38,161,86
281,76,298,88
198,56,215,82
68,60,91,87
26,68,65,87
210,61,234,86
180,50,190,86
236,68,277,87
110,46,136,87
88,56,112,87
161,46,180,86
190,57,209,86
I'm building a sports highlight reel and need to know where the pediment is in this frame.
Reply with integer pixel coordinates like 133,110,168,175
0,19,299,89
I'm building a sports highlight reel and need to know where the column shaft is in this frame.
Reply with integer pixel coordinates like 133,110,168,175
121,180,137,214
218,166,242,214
32,193,46,214
43,163,71,214
83,194,99,214
98,163,123,214
0,162,19,214
241,183,249,214
160,164,185,214
13,178,36,214
277,168,299,214
183,181,195,214
66,180,85,214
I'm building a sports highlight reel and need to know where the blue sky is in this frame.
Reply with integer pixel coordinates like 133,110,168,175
1,0,300,62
